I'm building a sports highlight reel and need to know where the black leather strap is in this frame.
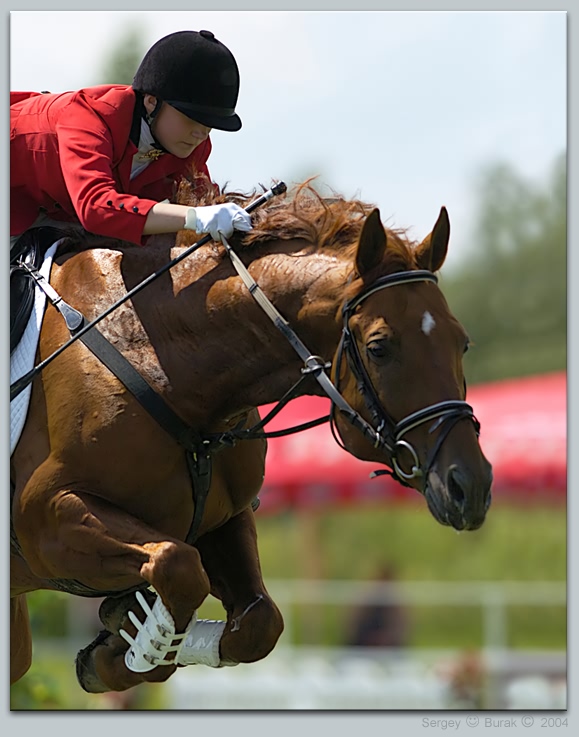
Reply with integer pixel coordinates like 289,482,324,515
77,320,202,453
76,320,211,544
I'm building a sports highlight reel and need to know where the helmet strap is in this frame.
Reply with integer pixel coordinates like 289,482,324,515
142,97,169,154
145,97,163,126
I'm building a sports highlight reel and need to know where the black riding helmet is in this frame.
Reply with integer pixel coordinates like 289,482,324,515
133,30,242,132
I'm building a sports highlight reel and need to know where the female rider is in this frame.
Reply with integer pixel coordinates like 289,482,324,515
10,29,252,252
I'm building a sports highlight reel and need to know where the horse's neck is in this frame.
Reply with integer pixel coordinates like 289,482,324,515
73,241,350,426
167,243,351,423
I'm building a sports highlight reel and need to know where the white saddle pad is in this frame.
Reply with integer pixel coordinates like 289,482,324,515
10,242,59,455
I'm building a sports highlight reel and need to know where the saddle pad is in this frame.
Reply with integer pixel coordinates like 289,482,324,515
10,242,59,456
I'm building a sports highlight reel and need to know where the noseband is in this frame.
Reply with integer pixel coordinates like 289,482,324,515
214,236,480,492
333,270,480,489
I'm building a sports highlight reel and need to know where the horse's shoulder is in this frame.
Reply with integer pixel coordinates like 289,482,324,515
54,244,123,271
52,246,125,306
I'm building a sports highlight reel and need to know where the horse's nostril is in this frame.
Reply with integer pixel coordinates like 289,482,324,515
447,464,466,511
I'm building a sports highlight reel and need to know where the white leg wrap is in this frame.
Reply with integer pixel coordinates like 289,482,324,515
176,618,228,667
120,591,194,673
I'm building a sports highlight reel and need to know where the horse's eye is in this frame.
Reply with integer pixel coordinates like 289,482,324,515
463,340,471,354
367,340,389,361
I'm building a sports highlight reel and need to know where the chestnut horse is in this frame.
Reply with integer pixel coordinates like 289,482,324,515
10,183,492,693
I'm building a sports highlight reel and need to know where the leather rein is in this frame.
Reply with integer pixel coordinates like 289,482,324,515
208,248,480,492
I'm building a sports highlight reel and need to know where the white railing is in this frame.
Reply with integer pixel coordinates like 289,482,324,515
260,579,567,652
58,578,565,653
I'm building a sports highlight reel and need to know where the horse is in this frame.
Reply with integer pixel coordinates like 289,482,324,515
10,181,493,694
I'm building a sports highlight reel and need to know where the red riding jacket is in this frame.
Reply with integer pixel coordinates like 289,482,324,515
10,85,214,245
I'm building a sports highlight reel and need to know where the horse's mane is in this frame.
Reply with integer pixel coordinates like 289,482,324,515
56,175,418,275
176,177,418,274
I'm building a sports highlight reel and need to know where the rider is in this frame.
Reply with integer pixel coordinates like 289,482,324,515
10,29,252,252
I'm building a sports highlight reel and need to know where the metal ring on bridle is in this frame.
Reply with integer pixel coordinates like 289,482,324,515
392,439,423,480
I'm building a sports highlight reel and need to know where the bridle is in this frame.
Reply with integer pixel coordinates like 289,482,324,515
211,235,481,493
332,270,480,489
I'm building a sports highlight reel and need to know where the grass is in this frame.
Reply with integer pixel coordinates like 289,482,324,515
10,655,168,710
255,500,566,583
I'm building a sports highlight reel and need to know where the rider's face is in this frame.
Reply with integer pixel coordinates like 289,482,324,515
143,95,211,158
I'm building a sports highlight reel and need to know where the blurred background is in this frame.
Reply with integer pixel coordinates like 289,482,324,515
10,10,566,710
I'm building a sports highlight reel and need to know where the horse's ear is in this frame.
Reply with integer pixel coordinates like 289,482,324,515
416,207,450,272
356,209,387,277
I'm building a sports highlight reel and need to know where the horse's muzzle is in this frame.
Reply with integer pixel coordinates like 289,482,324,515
425,461,493,531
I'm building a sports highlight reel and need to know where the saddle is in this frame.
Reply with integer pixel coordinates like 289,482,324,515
10,226,64,354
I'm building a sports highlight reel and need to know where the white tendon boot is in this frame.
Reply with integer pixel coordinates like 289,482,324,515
176,595,263,668
176,616,228,667
120,591,194,673
120,591,233,672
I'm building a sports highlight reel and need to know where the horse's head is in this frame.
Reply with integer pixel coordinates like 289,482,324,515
332,207,493,531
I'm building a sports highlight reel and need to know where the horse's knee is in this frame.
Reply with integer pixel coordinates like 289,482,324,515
221,596,284,664
259,599,284,656
139,541,211,633
142,541,210,600
251,599,284,660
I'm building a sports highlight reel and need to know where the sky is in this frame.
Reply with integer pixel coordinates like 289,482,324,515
9,10,566,272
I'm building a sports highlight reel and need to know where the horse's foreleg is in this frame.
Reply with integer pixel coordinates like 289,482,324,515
18,489,211,621
194,508,284,665
15,489,210,692
10,595,32,684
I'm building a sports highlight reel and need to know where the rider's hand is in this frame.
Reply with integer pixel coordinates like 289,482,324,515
184,203,253,241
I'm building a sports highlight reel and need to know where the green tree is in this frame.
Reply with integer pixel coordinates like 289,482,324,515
441,153,566,384
95,25,148,85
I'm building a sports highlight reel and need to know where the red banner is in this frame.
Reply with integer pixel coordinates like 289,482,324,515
256,372,566,513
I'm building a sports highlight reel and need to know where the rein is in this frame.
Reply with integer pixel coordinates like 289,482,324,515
210,243,480,492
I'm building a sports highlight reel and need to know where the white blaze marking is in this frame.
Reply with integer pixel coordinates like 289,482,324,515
421,311,436,335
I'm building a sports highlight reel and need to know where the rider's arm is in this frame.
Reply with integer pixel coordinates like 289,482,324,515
56,94,250,244
56,96,160,244
142,202,190,234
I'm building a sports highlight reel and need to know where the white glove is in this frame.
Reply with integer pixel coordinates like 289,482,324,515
184,203,252,240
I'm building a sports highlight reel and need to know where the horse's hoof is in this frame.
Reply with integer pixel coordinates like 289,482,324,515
99,588,155,634
75,629,113,693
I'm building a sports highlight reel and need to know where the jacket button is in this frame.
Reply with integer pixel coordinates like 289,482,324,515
107,200,113,206
54,202,62,209
132,206,139,213
119,202,125,209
